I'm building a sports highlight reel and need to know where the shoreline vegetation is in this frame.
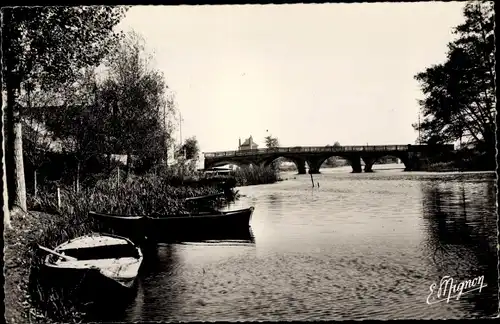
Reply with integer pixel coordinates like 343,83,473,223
4,164,279,324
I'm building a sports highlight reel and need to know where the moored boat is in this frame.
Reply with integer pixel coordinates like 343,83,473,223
146,207,254,242
42,233,143,292
89,211,146,243
89,207,255,243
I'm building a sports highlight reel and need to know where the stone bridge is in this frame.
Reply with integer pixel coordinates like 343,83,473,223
203,144,455,174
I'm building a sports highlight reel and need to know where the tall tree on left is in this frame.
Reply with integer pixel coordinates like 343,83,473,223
1,6,128,228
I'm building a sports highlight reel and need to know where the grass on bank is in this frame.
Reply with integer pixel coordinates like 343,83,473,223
5,170,239,324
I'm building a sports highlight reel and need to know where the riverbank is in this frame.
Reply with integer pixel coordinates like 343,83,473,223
4,172,239,324
4,210,65,324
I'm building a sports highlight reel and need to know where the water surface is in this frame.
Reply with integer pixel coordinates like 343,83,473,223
108,165,498,321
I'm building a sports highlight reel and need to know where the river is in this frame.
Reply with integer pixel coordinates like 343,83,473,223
104,164,498,321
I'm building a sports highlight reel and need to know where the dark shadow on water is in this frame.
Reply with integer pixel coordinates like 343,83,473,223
420,177,498,318
148,225,255,245
267,193,283,211
87,226,256,322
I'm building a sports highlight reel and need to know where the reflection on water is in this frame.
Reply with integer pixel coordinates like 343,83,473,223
420,179,498,317
103,168,497,322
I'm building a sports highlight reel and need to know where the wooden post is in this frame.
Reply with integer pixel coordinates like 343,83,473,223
310,173,314,187
34,170,37,198
57,186,61,209
76,162,80,194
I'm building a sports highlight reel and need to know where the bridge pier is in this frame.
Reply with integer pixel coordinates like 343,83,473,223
296,160,306,174
306,157,323,174
362,156,377,172
348,156,362,173
401,153,421,171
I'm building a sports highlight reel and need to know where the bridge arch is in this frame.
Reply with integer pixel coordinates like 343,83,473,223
360,153,413,172
305,152,411,173
259,155,307,174
204,159,255,170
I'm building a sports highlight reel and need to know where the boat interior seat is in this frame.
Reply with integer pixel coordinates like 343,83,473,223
58,244,140,260
55,257,139,268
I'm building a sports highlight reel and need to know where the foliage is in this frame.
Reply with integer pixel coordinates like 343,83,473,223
176,136,200,160
413,1,495,158
98,31,173,164
264,135,279,148
264,134,281,171
231,165,280,186
25,31,176,186
2,5,128,213
2,6,128,92
324,141,342,166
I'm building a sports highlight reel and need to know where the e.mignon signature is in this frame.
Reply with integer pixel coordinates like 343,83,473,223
426,275,487,305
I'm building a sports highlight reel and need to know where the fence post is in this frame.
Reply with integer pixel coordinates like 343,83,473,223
57,186,61,209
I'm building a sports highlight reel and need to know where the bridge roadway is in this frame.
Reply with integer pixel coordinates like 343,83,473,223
203,144,455,174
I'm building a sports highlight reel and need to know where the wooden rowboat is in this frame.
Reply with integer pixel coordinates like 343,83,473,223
89,207,254,243
89,212,146,243
43,233,143,290
146,207,254,242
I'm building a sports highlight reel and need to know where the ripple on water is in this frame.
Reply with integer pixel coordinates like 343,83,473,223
116,171,497,322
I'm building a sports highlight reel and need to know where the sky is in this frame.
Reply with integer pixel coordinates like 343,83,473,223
116,2,466,158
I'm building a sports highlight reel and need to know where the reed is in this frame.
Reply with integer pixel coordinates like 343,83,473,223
230,165,281,186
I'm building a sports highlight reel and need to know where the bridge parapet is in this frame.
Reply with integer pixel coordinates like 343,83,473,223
203,144,454,158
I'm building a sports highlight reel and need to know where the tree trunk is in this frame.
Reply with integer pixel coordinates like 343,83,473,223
34,169,37,198
1,89,11,229
6,83,27,212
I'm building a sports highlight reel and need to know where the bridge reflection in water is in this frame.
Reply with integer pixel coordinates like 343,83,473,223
203,144,455,174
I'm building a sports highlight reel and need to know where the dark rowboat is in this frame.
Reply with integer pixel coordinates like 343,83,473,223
89,207,254,243
89,211,146,243
147,207,255,242
41,233,143,304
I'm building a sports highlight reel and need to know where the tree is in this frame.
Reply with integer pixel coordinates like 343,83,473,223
1,6,127,223
42,69,110,192
99,31,172,178
2,89,10,229
177,136,200,161
265,135,279,148
413,1,495,159
264,134,280,171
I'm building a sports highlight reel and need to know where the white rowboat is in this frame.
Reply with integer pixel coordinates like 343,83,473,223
43,233,143,289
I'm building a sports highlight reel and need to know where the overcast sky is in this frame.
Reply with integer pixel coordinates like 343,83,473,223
116,3,466,156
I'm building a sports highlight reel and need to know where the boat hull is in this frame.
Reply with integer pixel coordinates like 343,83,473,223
40,264,138,304
146,207,254,243
89,212,146,244
89,207,254,243
42,234,143,305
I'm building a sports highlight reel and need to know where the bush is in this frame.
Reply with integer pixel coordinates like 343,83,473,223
231,165,280,186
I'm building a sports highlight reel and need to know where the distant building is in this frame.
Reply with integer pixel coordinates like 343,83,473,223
238,135,259,151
